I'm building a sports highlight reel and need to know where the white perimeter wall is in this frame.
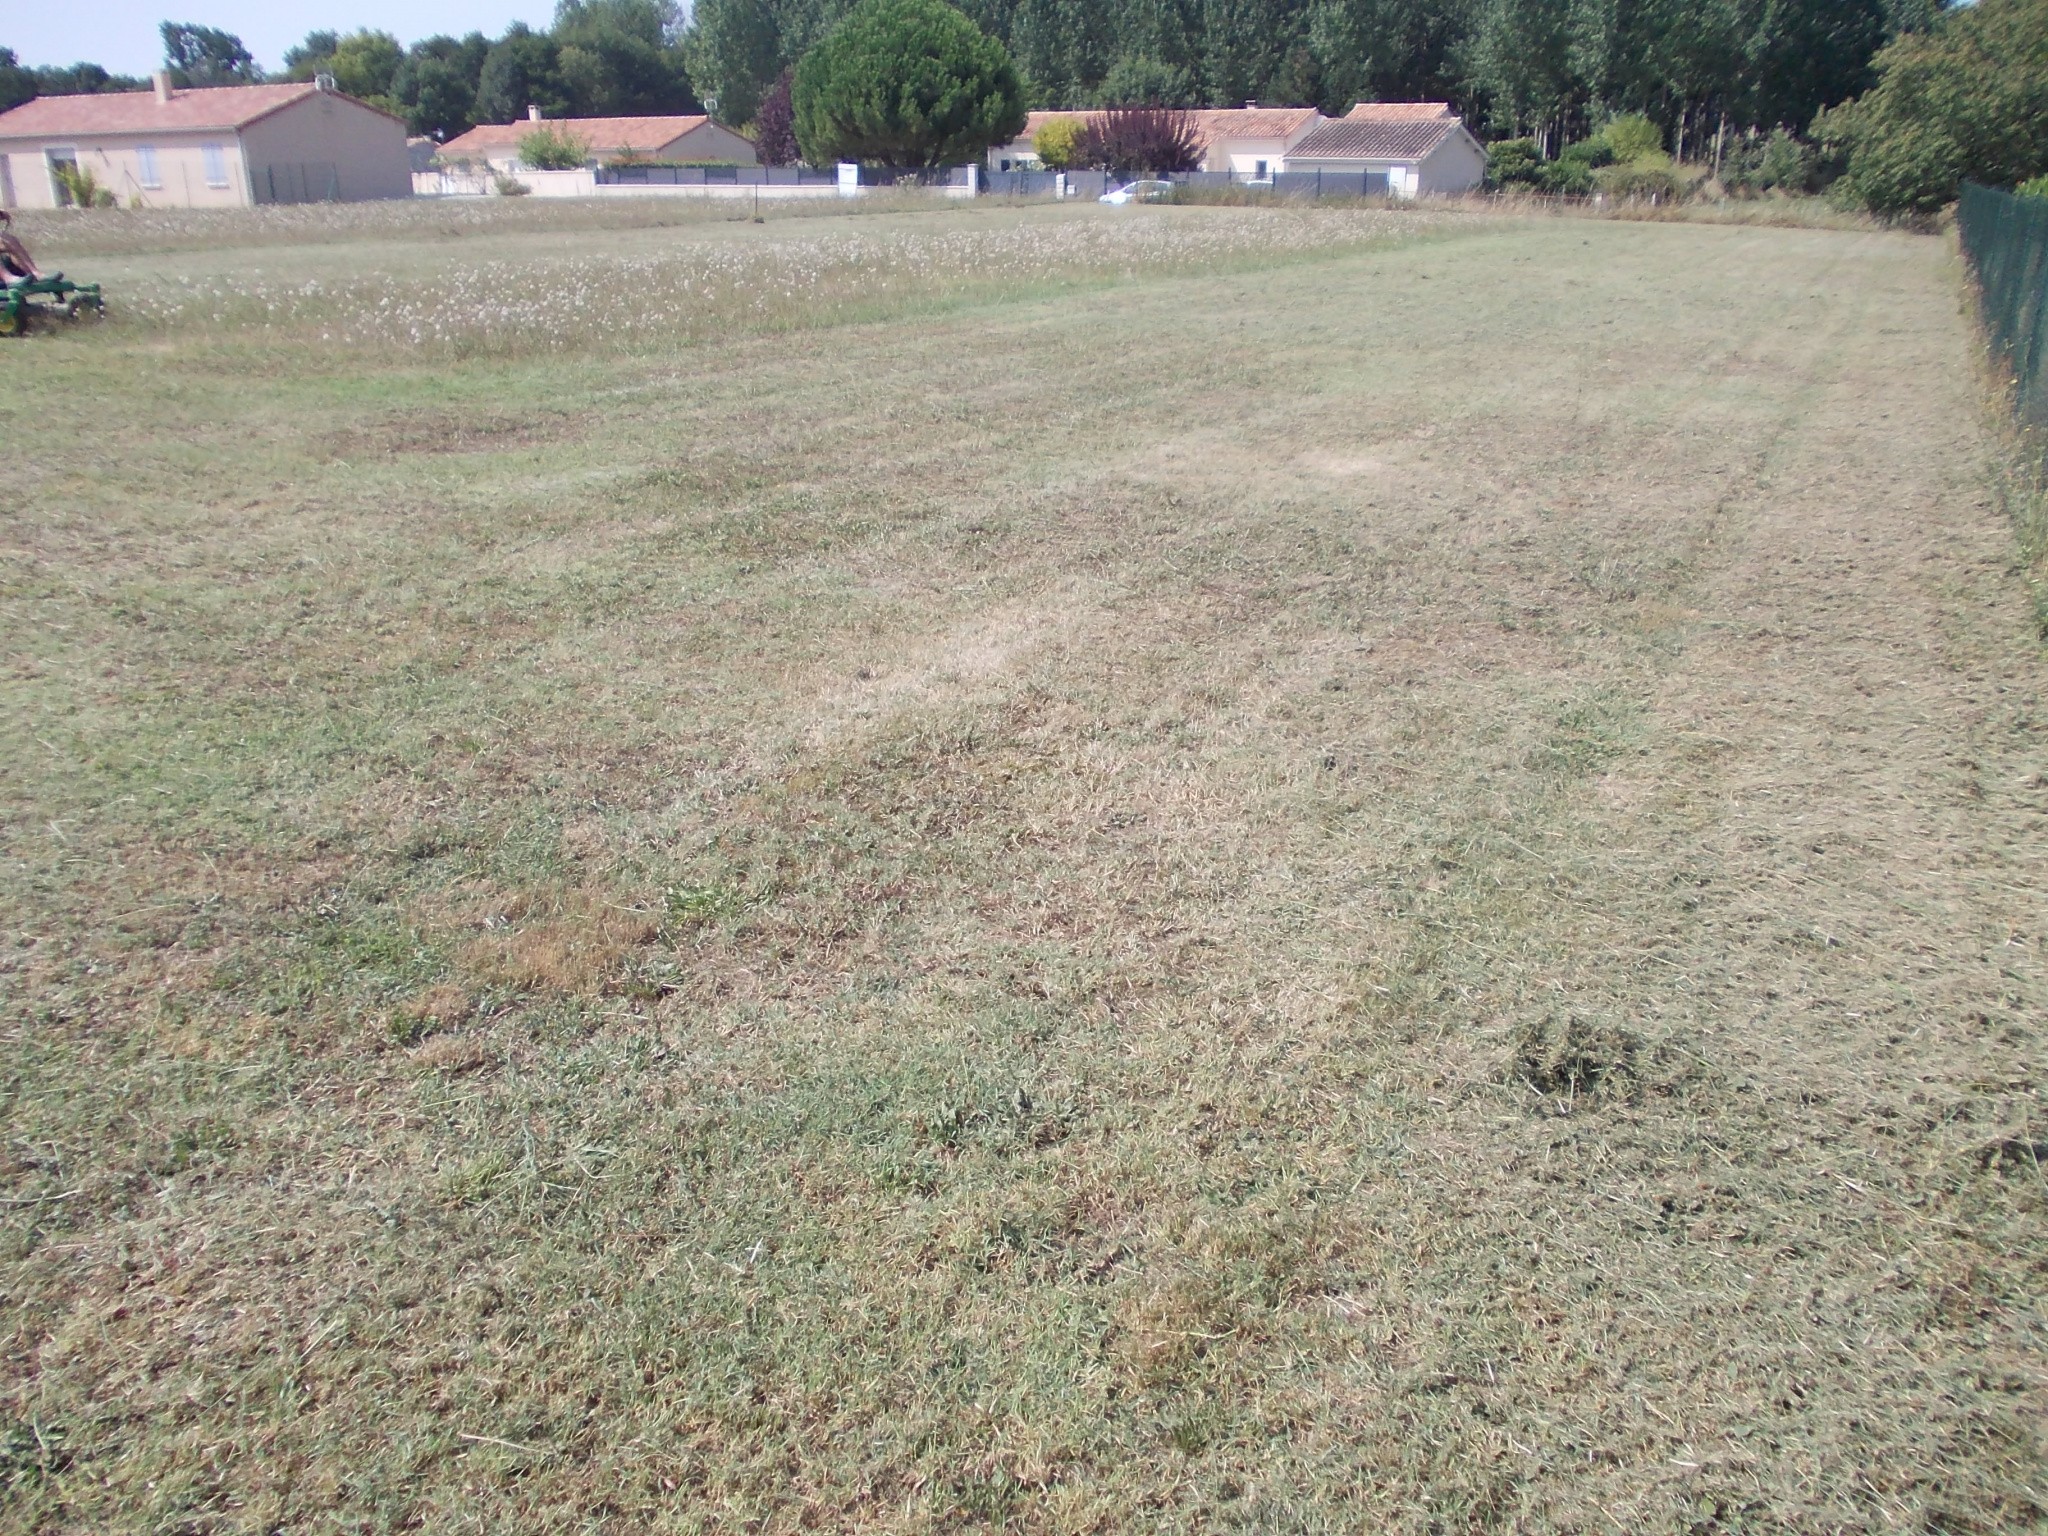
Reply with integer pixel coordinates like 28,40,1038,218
440,168,836,199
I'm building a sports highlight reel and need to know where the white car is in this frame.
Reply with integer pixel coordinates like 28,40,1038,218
1099,179,1175,205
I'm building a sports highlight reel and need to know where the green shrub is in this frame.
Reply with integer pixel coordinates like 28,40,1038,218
1523,136,1613,195
1486,137,1542,189
518,123,589,170
494,175,532,196
1566,136,1617,170
2020,173,2048,198
51,161,111,208
1489,124,1680,199
1539,156,1595,195
792,0,1026,168
1602,114,1663,163
1823,0,2048,216
1725,128,1817,193
1755,128,1814,192
1818,98,1955,217
1595,154,1682,201
1033,115,1086,170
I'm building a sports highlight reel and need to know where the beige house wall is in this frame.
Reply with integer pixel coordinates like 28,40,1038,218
988,136,1038,172
1280,131,1486,198
1416,130,1486,194
0,93,407,210
239,93,410,202
454,145,526,176
0,133,249,208
661,121,758,165
1208,135,1295,176
1281,155,1413,184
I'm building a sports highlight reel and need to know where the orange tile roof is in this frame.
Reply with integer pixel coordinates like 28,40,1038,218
1188,107,1319,143
1013,106,1317,150
1291,115,1463,161
1343,101,1457,120
1018,110,1089,140
0,82,370,137
440,116,714,157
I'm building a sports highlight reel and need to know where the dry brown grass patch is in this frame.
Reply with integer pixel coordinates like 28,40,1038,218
321,407,585,460
410,1029,497,1075
457,888,662,998
1112,1271,1240,1387
398,981,475,1033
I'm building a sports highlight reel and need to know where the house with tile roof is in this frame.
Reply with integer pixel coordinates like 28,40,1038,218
438,110,757,174
988,111,1066,173
987,102,1483,196
1281,103,1485,196
1186,107,1322,176
990,106,1322,178
0,74,410,208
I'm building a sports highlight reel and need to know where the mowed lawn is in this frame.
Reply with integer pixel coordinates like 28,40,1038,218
1,203,2044,1534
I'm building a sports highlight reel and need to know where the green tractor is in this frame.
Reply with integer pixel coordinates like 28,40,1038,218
0,274,105,336
0,211,104,337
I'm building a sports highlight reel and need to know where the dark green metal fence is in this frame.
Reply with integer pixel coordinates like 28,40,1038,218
1958,182,2048,434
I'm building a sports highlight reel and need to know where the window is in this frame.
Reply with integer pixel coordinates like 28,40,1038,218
1254,159,1269,179
202,143,228,188
44,147,77,205
136,144,161,188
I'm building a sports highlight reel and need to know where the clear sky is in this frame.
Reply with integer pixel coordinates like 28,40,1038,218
7,3,562,78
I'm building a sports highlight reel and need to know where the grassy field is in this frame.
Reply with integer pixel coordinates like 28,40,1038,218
2,198,2044,1534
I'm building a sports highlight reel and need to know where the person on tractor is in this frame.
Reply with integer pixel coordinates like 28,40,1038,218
0,211,43,286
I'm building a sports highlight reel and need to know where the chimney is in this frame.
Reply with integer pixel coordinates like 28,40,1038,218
1243,99,1257,110
314,71,336,92
527,104,542,122
154,71,173,104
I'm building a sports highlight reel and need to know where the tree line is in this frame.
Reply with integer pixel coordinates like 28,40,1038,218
2,0,1948,145
692,0,1951,154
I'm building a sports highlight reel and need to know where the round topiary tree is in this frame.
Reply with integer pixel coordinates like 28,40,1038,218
792,0,1027,168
